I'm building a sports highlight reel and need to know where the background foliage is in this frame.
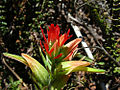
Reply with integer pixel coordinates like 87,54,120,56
0,0,120,89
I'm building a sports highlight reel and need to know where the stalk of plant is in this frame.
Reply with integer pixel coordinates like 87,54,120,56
3,24,105,89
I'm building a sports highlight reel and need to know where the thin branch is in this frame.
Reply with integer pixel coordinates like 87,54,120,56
78,46,104,50
76,0,94,10
68,13,120,67
71,24,94,60
2,57,28,88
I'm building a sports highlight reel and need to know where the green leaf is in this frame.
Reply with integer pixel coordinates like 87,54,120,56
38,46,51,71
51,75,70,90
72,66,105,73
21,53,49,87
116,56,120,62
28,72,43,89
3,53,28,66
75,53,93,62
59,61,105,75
97,62,105,65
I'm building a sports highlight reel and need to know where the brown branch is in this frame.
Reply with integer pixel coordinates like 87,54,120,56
78,46,105,50
68,14,120,67
2,57,28,89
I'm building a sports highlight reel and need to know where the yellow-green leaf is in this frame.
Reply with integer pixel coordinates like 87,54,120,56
3,53,28,66
38,46,51,71
59,61,105,75
21,53,49,86
51,75,70,89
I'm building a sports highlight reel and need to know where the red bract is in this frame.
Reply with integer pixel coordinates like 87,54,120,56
40,24,82,61
47,24,60,44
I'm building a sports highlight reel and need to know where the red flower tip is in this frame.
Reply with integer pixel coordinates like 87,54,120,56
40,40,46,54
47,24,60,43
51,24,54,27
44,42,49,54
49,48,54,56
54,53,63,59
60,29,72,47
40,27,47,43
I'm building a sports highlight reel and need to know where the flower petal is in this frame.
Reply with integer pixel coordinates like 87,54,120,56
40,27,47,43
65,38,82,53
44,42,49,54
49,48,54,56
40,40,46,54
50,40,59,56
48,24,60,43
54,53,63,59
60,30,72,47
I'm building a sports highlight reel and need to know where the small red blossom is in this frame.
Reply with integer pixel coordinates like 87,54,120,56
40,24,82,61
47,24,60,43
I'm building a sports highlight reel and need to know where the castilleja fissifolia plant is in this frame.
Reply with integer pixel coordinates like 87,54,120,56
3,24,105,89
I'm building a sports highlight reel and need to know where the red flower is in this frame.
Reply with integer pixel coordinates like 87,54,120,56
40,24,82,61
47,24,60,44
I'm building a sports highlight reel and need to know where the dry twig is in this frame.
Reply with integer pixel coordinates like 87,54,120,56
2,57,28,89
68,13,120,67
